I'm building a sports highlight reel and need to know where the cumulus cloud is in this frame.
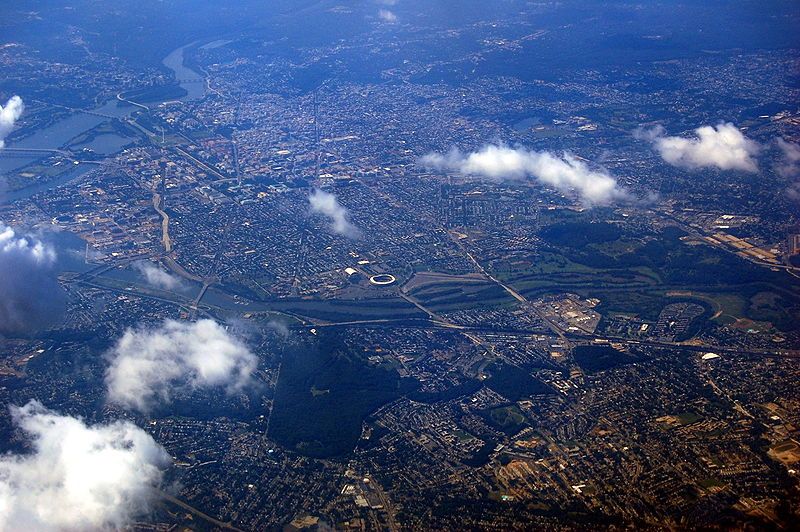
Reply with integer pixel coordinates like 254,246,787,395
266,320,290,338
421,144,628,205
0,223,54,263
0,222,66,336
105,319,258,413
132,260,182,291
641,123,760,172
0,400,170,531
0,96,24,149
776,138,800,178
777,139,800,200
309,188,360,237
378,9,398,22
632,124,665,143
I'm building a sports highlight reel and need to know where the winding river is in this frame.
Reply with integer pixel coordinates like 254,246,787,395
1,40,209,200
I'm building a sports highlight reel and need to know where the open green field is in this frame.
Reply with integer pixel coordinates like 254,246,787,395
404,271,516,312
482,405,528,435
66,120,140,151
270,297,428,323
485,362,553,401
667,288,797,332
490,213,800,332
120,83,188,103
202,286,428,324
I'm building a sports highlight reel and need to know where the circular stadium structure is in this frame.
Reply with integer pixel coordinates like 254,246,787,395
369,274,396,286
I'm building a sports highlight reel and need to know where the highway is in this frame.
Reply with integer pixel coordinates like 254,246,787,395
452,235,571,346
159,491,245,531
292,319,800,359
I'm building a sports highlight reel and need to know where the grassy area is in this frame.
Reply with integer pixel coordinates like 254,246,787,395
121,83,188,103
588,290,670,321
704,293,747,324
689,289,798,332
405,272,516,312
270,297,427,323
483,405,528,434
495,251,594,278
747,291,796,330
698,478,725,489
496,252,660,299
485,362,554,401
487,213,800,332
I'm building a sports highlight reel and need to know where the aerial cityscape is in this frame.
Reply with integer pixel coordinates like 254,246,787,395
0,1,799,530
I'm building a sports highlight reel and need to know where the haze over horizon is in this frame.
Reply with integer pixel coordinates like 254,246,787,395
1,1,799,530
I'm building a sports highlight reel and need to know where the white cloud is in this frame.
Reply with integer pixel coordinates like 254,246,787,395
0,400,170,531
777,139,800,200
0,222,65,336
421,144,628,205
0,222,55,264
132,260,182,291
645,123,760,172
776,138,800,178
309,188,360,237
0,96,24,149
105,319,258,413
632,124,665,143
378,9,398,22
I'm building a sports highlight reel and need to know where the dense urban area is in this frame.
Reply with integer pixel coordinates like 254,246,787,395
1,1,799,530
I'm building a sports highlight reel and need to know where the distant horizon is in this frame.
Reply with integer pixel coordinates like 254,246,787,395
1,1,799,530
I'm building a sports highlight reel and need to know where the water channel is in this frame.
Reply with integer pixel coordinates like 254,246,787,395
1,40,209,199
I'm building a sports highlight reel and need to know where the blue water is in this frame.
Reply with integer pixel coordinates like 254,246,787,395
73,133,134,156
162,42,206,100
1,164,94,204
1,40,207,180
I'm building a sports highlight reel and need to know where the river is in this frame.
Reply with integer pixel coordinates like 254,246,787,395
1,164,95,204
161,42,207,101
1,40,208,189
